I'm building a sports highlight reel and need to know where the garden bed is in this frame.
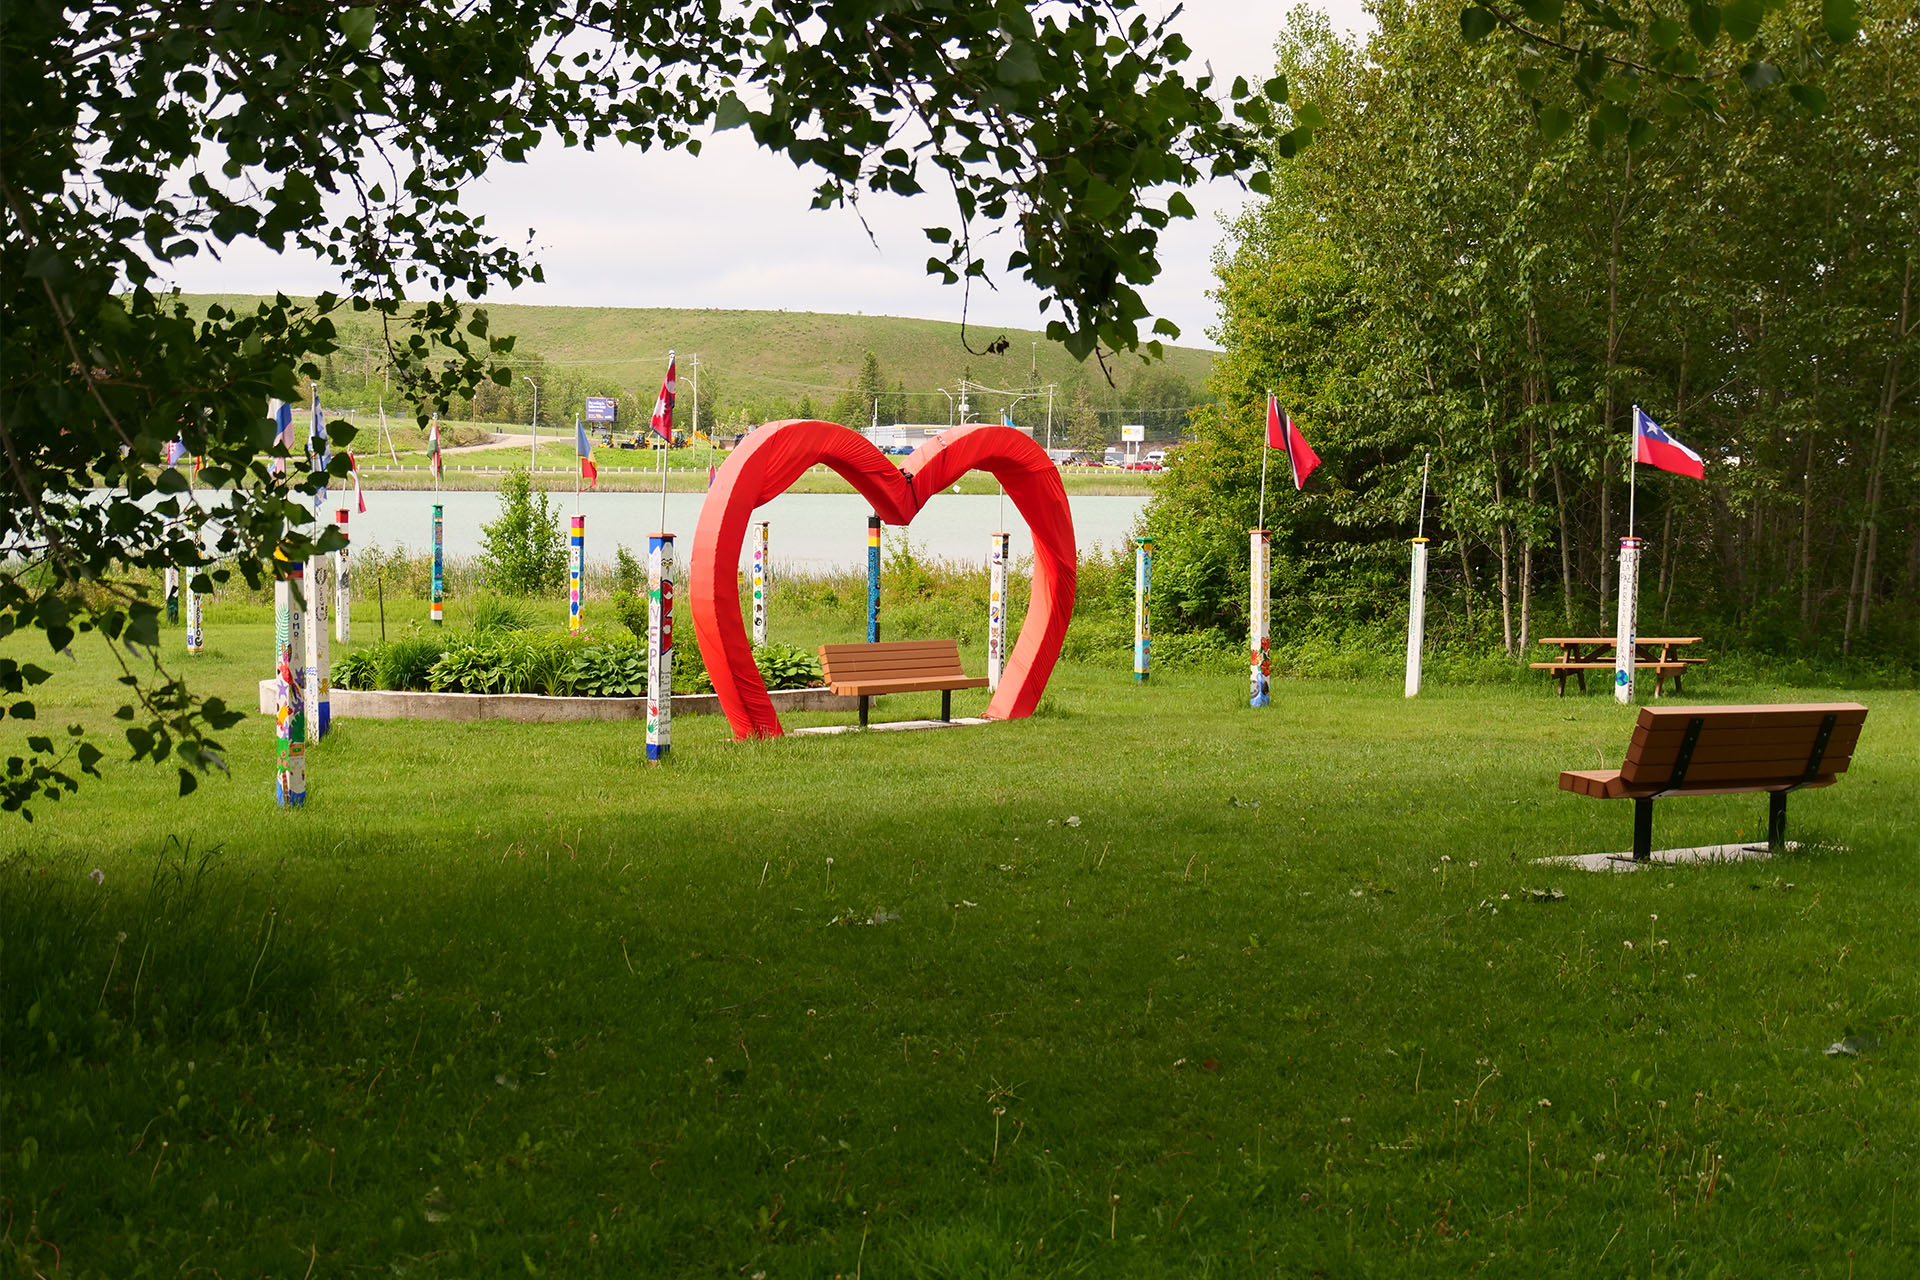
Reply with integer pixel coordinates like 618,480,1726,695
255,680,853,722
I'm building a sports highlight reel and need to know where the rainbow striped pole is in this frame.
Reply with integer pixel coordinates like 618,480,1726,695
866,515,882,642
1614,536,1642,705
184,555,204,656
334,507,352,643
1405,538,1430,698
569,514,585,634
646,533,675,764
164,568,180,623
1249,528,1271,707
305,542,331,742
430,503,444,625
1133,536,1153,683
987,531,1010,692
751,521,769,646
275,560,308,806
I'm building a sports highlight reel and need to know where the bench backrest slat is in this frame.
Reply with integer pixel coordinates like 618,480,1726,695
1619,703,1867,787
820,639,966,682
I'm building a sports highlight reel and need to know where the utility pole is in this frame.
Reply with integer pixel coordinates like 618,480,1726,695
1046,384,1055,452
524,376,541,473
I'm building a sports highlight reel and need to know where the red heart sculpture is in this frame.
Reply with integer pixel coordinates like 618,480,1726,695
691,421,1078,738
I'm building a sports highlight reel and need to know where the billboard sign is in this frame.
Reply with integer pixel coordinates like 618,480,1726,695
584,396,619,423
1121,423,1146,442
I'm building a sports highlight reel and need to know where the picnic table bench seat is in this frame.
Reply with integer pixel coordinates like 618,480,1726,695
1533,636,1706,697
818,639,987,727
1558,702,1867,861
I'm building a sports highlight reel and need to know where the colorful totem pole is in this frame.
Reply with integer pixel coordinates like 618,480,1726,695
1249,528,1271,707
1133,536,1153,683
751,521,769,646
184,557,204,656
647,533,675,764
987,531,1010,692
335,507,352,643
430,503,444,625
274,560,308,806
569,514,585,634
1614,537,1642,704
866,515,881,643
305,546,331,742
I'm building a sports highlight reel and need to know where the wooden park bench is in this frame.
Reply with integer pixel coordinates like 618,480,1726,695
1558,702,1868,861
818,639,988,728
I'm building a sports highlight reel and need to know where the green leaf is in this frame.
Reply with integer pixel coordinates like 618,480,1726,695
1518,0,1563,23
338,8,376,51
1460,7,1499,42
1515,66,1547,93
712,93,750,131
1739,60,1783,92
1688,0,1722,46
1723,0,1765,42
1263,76,1288,104
1538,106,1575,141
1650,17,1685,50
1626,117,1656,150
1597,103,1630,136
1788,82,1830,113
1822,0,1860,44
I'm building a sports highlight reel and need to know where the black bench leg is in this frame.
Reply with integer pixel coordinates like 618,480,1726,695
1767,791,1787,851
941,689,951,722
1576,669,1587,694
859,695,869,728
1633,798,1654,862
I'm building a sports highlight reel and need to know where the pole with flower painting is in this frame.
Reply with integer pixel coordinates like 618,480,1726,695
274,558,308,806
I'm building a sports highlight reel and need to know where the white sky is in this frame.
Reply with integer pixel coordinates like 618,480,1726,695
168,2,1372,351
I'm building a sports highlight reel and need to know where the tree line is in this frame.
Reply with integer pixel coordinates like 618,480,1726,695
1146,0,1915,665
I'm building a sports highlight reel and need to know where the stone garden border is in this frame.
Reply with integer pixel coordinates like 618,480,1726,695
257,680,856,723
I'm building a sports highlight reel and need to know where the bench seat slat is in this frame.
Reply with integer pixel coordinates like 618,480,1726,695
1530,661,1687,672
1631,721,1866,752
1560,769,1839,801
828,676,989,695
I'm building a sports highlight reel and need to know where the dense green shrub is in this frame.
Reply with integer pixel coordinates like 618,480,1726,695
375,634,446,691
471,595,535,633
478,472,567,595
753,641,823,690
568,642,648,697
331,647,378,690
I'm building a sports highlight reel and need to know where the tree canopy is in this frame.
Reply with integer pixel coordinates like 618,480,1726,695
1146,0,1914,665
0,0,1274,815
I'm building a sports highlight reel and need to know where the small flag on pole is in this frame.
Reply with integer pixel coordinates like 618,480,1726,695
268,399,296,475
1268,396,1320,490
576,415,598,488
1633,407,1704,479
428,416,443,485
348,450,367,512
163,438,188,466
649,357,677,442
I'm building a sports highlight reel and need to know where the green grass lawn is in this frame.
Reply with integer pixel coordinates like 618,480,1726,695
6,603,1916,1276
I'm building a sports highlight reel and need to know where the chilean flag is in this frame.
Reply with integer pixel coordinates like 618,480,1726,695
1267,396,1320,490
649,355,677,442
1633,406,1704,479
575,415,598,488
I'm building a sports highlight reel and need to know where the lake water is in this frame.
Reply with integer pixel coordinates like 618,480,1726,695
333,489,1147,573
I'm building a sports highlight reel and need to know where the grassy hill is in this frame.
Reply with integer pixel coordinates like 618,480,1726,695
175,296,1216,423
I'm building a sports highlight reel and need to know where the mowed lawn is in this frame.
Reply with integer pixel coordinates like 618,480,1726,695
5,612,1915,1277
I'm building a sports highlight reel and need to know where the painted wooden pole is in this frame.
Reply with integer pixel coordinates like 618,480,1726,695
164,567,180,623
334,507,351,643
1614,536,1642,704
1133,536,1153,683
1249,529,1271,707
866,515,882,642
1405,538,1429,698
430,503,444,625
184,559,204,656
569,514,585,634
751,521,769,646
647,533,675,764
274,561,308,806
987,531,1010,692
305,548,331,742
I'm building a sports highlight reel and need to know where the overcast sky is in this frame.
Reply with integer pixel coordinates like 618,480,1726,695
169,2,1372,350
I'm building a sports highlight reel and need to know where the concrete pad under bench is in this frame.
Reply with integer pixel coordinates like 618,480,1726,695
1537,842,1804,873
788,717,992,737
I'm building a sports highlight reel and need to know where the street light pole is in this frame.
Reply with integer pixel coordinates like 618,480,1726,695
524,376,541,473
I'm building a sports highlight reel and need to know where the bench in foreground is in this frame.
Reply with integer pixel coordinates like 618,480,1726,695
818,639,988,728
1559,702,1868,862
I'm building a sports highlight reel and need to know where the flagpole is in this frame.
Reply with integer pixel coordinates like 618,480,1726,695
1628,405,1638,541
1257,391,1272,531
1418,451,1431,538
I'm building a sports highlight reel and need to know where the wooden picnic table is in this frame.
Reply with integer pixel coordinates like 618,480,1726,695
1531,636,1706,698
